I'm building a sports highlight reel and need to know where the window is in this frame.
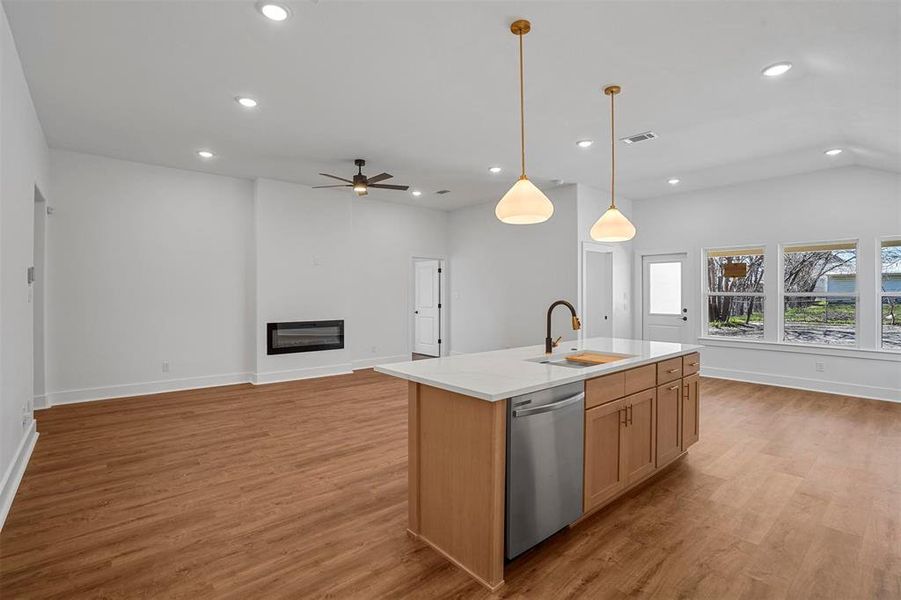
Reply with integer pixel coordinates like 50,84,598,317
782,241,857,346
705,247,765,340
881,239,901,350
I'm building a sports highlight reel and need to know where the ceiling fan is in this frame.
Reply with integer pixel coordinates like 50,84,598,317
314,159,410,196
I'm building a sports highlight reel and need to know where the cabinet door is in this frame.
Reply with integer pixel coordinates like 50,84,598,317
623,389,656,485
682,374,700,450
655,382,682,467
584,399,626,511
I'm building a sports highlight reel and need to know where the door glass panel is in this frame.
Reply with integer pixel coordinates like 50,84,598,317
648,262,682,315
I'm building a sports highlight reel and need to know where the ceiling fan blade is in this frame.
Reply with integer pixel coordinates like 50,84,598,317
318,173,354,184
369,184,410,191
366,172,393,184
313,184,352,188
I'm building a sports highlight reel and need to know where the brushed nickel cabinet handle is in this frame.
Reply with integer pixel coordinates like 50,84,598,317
667,368,679,374
688,362,699,367
668,385,679,391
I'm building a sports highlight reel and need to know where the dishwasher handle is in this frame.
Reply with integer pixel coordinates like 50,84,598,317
512,392,585,418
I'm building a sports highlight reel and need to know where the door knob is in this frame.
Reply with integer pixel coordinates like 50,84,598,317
414,310,419,314
682,316,687,321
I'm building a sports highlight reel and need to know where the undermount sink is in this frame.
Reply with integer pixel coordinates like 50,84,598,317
526,351,634,369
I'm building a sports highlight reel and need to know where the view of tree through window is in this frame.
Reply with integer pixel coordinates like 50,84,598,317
882,239,901,350
706,248,764,339
782,241,857,346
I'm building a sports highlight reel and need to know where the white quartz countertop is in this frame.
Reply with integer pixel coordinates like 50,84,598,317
374,337,703,401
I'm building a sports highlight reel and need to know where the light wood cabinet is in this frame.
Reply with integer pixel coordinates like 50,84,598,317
655,382,682,468
583,354,700,516
584,398,626,509
656,357,683,384
682,374,700,450
623,389,656,484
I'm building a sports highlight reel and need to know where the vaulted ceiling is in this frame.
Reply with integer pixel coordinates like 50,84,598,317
5,0,899,209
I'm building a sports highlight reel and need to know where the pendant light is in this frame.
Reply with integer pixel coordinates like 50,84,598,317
495,19,554,225
590,85,636,242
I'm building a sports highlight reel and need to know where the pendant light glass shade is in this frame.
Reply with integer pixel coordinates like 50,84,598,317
590,85,636,242
590,206,636,242
496,177,554,224
496,19,553,225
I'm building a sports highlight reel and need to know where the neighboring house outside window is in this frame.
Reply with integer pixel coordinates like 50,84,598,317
782,241,858,347
881,239,901,350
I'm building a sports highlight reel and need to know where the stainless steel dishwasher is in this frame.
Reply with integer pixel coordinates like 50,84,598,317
506,381,585,559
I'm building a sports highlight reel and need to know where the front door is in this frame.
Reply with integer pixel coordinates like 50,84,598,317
642,253,688,343
413,259,440,356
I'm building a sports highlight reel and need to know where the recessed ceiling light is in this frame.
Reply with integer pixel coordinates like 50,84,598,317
762,62,792,77
489,166,502,174
236,96,258,108
576,139,594,148
824,148,843,156
196,150,214,159
257,2,290,21
411,190,422,197
667,178,680,185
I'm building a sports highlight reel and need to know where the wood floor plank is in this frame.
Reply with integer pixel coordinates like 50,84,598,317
1,372,899,599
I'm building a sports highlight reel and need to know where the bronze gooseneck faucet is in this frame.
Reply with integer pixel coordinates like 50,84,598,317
546,300,581,353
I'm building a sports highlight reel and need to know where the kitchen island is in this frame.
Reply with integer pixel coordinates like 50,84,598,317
375,337,702,591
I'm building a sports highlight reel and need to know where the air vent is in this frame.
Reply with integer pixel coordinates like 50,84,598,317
620,131,657,144
436,189,451,195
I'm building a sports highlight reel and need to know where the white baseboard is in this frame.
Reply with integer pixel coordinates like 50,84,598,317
352,354,410,371
33,394,49,410
701,366,900,403
251,364,352,385
0,420,39,531
44,372,252,406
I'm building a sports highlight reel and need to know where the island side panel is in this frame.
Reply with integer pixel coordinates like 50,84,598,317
408,381,420,534
408,383,506,590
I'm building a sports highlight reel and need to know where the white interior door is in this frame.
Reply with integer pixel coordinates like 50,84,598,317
413,260,440,356
584,250,613,338
642,254,689,343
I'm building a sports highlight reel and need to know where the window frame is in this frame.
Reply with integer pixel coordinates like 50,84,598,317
779,238,860,348
879,236,901,352
703,245,766,340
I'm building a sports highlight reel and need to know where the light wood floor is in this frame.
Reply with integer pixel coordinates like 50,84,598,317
1,372,899,599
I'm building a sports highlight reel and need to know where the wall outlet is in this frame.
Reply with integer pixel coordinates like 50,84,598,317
815,361,825,372
162,360,170,373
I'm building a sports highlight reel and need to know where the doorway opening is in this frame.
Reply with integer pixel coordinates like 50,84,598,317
641,253,689,343
412,257,445,359
580,244,614,340
33,186,47,409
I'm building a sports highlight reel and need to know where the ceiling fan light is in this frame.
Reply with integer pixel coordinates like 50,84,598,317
353,184,367,193
590,206,636,242
495,177,554,224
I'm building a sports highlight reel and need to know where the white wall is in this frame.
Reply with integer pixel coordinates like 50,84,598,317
448,185,580,353
350,198,447,368
631,166,901,401
41,167,448,391
45,150,253,403
1,4,49,526
252,178,354,382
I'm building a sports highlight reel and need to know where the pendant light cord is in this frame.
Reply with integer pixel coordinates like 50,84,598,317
518,32,526,179
610,90,616,209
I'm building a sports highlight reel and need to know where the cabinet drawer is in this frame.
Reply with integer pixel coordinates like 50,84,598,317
656,357,683,384
683,353,701,376
586,371,625,409
624,364,656,395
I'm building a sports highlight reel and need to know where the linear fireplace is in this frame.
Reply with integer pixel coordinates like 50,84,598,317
267,320,345,355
